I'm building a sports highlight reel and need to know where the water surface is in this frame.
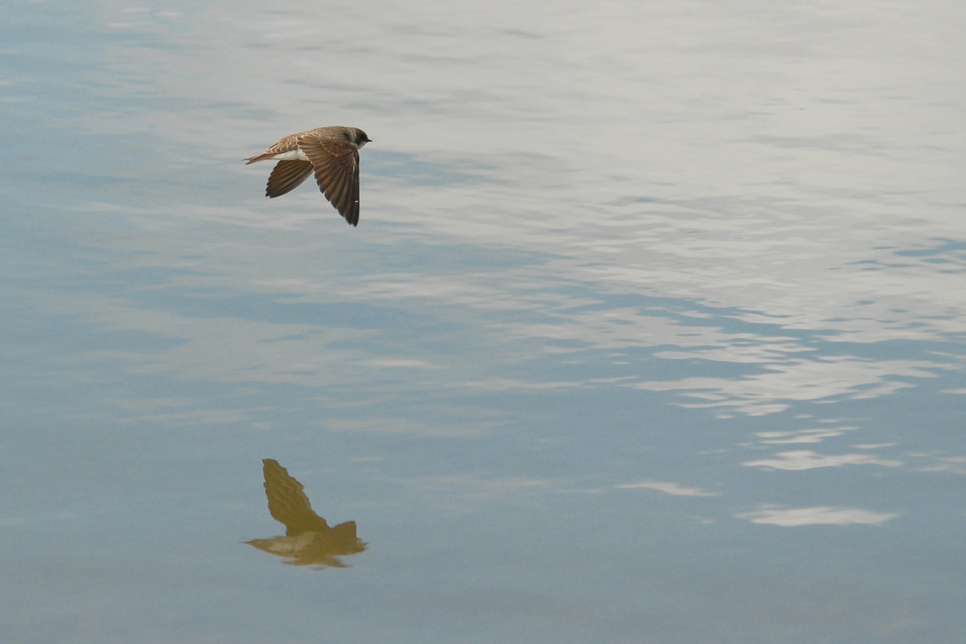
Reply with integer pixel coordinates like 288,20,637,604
2,1,965,642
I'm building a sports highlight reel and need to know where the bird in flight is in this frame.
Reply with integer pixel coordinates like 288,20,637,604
245,126,371,226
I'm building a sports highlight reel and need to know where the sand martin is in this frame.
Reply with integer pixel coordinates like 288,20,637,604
245,126,371,226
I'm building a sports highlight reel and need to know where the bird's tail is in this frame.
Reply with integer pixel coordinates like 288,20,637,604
244,153,275,165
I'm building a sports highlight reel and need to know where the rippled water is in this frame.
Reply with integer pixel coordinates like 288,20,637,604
3,1,965,642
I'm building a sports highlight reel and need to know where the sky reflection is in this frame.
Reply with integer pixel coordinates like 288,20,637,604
2,0,965,642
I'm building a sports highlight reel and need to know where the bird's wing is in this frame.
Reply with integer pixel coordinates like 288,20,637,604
265,160,314,198
296,133,361,226
261,459,329,535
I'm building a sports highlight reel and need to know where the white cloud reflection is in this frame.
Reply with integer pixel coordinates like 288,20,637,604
736,505,899,527
615,481,719,496
634,357,933,417
743,450,902,471
755,427,857,444
917,456,966,475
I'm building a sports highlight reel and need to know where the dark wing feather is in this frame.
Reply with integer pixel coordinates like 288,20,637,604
297,134,361,226
265,160,314,198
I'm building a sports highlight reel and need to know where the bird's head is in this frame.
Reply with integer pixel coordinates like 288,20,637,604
350,128,372,149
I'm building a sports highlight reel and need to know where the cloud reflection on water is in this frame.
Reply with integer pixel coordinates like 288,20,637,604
615,481,720,497
743,450,903,471
736,505,899,527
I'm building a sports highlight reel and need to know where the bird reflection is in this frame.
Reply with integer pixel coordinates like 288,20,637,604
247,459,366,569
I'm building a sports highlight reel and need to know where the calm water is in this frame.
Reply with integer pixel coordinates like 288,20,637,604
2,1,965,642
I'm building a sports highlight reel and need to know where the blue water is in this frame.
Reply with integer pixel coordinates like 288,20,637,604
2,1,965,642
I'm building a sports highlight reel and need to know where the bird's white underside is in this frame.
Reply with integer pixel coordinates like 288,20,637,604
273,150,310,162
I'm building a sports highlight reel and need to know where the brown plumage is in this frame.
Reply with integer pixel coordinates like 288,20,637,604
245,126,371,226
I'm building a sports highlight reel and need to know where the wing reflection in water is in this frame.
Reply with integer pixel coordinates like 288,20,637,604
247,459,366,569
